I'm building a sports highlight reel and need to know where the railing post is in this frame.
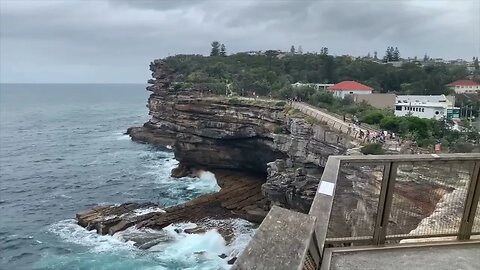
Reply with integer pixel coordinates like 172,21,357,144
458,161,480,240
373,162,398,245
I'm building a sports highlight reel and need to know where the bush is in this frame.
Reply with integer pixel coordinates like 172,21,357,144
360,143,385,155
380,116,401,132
273,126,283,134
228,98,241,105
361,110,386,125
305,116,318,125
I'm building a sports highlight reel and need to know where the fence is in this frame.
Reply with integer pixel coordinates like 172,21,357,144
233,153,480,269
322,154,480,246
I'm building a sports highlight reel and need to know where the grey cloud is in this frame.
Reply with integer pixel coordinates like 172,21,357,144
0,0,479,83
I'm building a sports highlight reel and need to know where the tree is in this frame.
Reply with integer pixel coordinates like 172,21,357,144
220,44,226,56
423,53,429,62
367,52,371,58
393,47,400,61
210,41,220,56
474,57,479,70
320,47,329,55
374,51,378,60
298,45,303,54
384,46,394,62
290,45,295,54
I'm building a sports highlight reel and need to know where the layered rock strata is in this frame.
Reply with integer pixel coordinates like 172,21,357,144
121,59,462,244
76,171,267,248
128,59,350,212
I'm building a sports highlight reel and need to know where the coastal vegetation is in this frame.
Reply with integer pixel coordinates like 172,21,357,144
163,52,479,149
360,143,385,155
164,51,471,97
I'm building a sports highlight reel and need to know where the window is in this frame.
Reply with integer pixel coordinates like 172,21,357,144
396,106,402,111
422,108,424,112
435,111,439,115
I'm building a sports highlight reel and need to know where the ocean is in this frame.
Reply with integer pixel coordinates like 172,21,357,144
0,84,254,270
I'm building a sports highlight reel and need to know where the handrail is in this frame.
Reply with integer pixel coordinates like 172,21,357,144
233,153,480,270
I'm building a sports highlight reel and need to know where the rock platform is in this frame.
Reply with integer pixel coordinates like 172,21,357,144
76,170,269,247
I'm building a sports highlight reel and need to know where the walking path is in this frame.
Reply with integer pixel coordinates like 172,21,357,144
205,95,400,149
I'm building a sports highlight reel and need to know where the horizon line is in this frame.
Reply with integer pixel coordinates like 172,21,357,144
0,82,148,85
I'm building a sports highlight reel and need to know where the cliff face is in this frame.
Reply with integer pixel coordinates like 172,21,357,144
127,59,462,240
127,59,350,212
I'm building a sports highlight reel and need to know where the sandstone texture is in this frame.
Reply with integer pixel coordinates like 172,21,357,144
127,59,351,212
122,59,467,243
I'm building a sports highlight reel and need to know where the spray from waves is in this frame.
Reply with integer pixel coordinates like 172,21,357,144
186,171,221,193
47,218,256,269
49,219,135,253
115,132,131,141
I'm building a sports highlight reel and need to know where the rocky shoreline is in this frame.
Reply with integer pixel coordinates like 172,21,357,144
76,58,468,257
76,170,267,247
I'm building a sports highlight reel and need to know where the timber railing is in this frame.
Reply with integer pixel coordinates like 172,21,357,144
233,153,480,270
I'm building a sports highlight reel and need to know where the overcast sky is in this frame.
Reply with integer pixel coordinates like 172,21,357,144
1,0,479,83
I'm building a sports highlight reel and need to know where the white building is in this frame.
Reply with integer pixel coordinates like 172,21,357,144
447,80,480,94
327,81,373,99
292,82,334,90
394,95,458,120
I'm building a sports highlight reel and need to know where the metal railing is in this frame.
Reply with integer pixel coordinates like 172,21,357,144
233,153,480,270
318,154,480,247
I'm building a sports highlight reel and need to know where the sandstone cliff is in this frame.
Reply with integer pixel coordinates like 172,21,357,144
128,59,350,212
127,59,460,241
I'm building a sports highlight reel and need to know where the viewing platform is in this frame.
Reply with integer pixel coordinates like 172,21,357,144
233,153,480,270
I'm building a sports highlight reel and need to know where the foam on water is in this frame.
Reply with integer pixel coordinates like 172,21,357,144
49,219,135,253
45,218,255,269
134,207,166,216
186,171,221,192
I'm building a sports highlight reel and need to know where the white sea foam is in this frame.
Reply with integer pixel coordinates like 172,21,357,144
51,218,255,269
186,171,221,193
49,219,135,253
133,207,166,216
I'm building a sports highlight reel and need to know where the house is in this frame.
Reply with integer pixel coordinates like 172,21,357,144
394,95,459,120
291,82,334,91
447,80,480,94
327,81,373,99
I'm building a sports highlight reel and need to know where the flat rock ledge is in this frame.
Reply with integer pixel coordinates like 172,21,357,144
76,171,269,248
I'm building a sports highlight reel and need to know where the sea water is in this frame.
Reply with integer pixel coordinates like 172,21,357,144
0,84,255,270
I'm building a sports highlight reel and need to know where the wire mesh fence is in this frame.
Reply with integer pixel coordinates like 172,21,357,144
326,164,384,242
324,157,479,245
386,161,474,239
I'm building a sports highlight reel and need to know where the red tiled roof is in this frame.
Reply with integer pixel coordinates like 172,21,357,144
327,81,373,91
447,80,480,86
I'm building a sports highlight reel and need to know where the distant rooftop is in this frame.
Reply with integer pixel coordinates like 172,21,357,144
327,81,373,91
447,79,480,86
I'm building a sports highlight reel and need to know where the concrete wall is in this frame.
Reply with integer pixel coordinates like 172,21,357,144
333,90,372,99
353,93,396,110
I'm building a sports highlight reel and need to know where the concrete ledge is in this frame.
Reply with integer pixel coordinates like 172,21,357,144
232,205,317,270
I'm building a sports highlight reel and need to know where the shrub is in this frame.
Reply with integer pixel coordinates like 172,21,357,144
228,98,241,105
361,111,386,125
360,143,385,155
275,101,286,107
380,116,401,133
305,116,318,125
273,126,283,134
